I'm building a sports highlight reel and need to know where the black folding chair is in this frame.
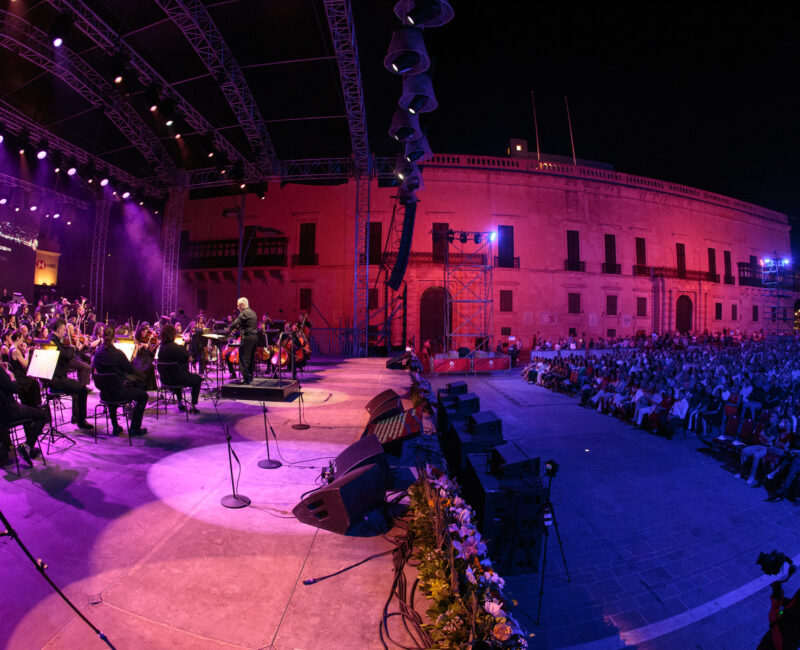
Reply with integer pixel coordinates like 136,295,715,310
92,372,134,446
154,361,190,421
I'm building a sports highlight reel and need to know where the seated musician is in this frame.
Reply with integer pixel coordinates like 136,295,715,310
65,322,91,386
92,327,148,436
0,361,48,466
157,323,201,413
49,319,93,430
8,330,41,406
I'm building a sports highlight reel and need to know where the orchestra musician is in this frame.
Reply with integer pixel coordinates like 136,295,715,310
8,330,41,407
65,322,91,386
157,323,201,413
0,361,48,466
49,319,93,430
132,322,157,390
92,327,148,436
230,297,257,384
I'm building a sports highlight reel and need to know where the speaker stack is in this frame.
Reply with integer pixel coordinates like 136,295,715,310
435,381,544,574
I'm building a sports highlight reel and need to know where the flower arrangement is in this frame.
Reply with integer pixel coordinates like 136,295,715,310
408,464,530,649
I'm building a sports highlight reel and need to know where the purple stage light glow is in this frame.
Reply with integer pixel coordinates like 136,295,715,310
36,150,47,160
100,178,109,187
29,205,37,211
53,37,63,47
0,198,6,205
122,190,131,199
67,167,77,176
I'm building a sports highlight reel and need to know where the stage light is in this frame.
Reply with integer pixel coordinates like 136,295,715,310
447,229,454,243
389,108,421,142
201,133,216,159
122,190,131,199
30,205,38,212
66,220,72,225
395,159,416,180
0,198,6,205
53,212,60,218
404,134,432,162
474,233,482,244
18,148,24,155
145,84,160,112
0,134,3,145
110,52,127,85
54,167,60,173
174,132,181,139
239,182,246,190
395,0,454,27
784,258,791,265
384,28,429,75
36,139,48,159
400,73,438,114
50,13,72,48
459,232,468,244
764,258,771,265
67,166,77,176
489,232,497,241
100,177,109,187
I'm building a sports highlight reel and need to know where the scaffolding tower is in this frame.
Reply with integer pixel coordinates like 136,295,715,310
761,258,794,332
161,188,187,317
444,231,494,353
370,200,408,352
89,200,111,317
352,167,371,356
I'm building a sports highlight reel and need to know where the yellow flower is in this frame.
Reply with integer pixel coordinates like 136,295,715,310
493,623,512,641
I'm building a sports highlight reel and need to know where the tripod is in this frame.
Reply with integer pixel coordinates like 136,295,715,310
536,469,570,625
0,509,116,649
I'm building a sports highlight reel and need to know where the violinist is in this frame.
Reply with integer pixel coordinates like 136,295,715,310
132,322,157,390
188,317,208,376
49,319,93,430
93,327,148,436
8,330,40,406
65,322,91,386
157,323,201,413
0,361,48,467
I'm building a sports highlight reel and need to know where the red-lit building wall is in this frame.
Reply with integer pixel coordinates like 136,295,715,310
176,155,794,347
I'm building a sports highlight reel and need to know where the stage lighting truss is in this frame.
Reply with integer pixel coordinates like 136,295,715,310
389,109,421,142
399,73,438,114
404,134,433,162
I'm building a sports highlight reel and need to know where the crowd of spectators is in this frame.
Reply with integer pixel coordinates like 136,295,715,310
521,333,800,504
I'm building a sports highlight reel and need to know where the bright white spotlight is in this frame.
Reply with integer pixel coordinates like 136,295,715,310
54,167,60,173
53,212,60,219
165,118,174,126
18,148,24,155
30,205,38,212
114,75,123,84
67,167,77,176
37,150,47,160
53,37,63,48
122,190,131,199
100,178,109,187
0,135,4,144
764,258,771,264
489,232,497,241
0,198,6,205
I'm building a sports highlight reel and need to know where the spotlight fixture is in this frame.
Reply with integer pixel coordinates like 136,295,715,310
53,212,60,219
110,52,127,85
388,108,421,142
201,133,216,159
50,12,72,48
67,165,77,176
474,233,482,244
122,190,131,199
145,84,160,112
36,139,48,160
0,198,6,205
399,73,438,114
384,27,430,75
395,160,416,180
174,132,181,139
447,229,455,243
459,232,468,244
0,122,5,145
404,134,433,162
394,0,454,28
100,177,109,187
489,232,497,242
161,100,177,127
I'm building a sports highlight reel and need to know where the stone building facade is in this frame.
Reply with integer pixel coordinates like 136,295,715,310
175,153,795,351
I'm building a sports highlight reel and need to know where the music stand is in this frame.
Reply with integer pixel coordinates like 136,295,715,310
116,340,136,362
27,349,75,446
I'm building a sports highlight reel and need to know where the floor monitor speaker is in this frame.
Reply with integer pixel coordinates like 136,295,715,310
365,389,401,415
292,464,386,534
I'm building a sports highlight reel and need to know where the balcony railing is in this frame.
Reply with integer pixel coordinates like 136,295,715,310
633,264,651,276
564,259,585,272
494,256,520,268
651,267,719,282
602,262,621,274
180,237,288,269
292,253,319,266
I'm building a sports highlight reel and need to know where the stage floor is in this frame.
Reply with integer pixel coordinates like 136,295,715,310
1,359,417,650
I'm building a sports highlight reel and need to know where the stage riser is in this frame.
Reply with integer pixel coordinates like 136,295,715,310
220,379,300,401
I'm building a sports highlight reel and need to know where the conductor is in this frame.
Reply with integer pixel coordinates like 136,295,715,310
230,297,257,384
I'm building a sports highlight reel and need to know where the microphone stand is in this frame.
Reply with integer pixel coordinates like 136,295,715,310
0,509,116,649
292,379,310,430
210,393,251,509
257,402,281,469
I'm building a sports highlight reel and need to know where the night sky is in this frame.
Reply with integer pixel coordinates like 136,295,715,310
356,4,800,254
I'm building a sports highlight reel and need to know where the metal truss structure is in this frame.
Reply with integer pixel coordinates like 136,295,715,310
370,200,408,351
0,10,177,184
761,259,793,331
323,0,370,174
45,0,260,183
0,171,90,211
0,103,149,193
89,200,111,316
444,233,495,353
353,170,371,356
160,189,186,316
153,0,277,175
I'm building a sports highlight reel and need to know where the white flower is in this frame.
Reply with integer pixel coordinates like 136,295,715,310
484,599,506,618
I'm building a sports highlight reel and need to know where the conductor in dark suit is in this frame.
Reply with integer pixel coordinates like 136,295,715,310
92,327,148,436
157,323,201,413
230,297,258,384
49,319,92,429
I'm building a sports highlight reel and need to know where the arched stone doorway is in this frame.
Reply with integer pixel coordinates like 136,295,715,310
420,287,450,354
676,295,693,333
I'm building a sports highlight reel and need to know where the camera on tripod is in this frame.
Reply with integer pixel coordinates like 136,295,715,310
757,550,794,576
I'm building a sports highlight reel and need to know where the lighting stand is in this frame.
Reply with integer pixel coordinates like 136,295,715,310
0,509,116,649
536,471,570,625
292,382,310,430
257,402,281,469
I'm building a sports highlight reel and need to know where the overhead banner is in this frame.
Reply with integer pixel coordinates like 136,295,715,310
34,250,60,286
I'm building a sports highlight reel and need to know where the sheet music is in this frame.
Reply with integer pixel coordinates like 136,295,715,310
27,348,59,380
116,340,136,361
